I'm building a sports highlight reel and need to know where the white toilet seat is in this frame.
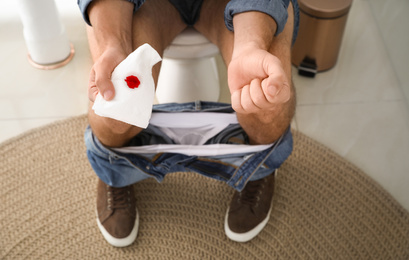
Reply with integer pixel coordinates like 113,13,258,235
156,27,221,103
163,28,219,59
172,28,212,45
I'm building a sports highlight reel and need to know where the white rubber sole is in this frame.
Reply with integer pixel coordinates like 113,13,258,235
96,210,139,247
224,205,273,243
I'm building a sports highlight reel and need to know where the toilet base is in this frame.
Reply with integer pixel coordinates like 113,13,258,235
156,57,220,103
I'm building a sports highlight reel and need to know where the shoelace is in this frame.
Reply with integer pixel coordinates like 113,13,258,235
107,186,131,210
238,178,266,207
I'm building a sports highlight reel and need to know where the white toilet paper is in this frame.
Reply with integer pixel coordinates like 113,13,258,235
92,43,162,128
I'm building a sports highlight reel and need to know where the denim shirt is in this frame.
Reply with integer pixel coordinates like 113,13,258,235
77,0,295,37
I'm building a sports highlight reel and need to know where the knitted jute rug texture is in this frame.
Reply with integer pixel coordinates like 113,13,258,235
1,115,409,259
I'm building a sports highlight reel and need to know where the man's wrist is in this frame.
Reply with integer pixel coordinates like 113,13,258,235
88,0,134,52
232,11,277,56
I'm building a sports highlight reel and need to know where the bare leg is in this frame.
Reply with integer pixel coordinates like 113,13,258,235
194,0,296,145
86,0,187,147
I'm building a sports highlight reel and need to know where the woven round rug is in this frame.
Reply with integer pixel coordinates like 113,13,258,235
1,115,409,259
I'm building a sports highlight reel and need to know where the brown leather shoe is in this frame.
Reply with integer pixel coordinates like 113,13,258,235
96,179,138,247
225,170,276,242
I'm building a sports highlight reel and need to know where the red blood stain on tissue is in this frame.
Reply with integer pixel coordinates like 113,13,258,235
125,75,140,89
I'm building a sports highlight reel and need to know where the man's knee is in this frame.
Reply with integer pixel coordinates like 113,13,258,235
281,80,296,126
106,118,136,135
91,114,135,134
88,109,142,147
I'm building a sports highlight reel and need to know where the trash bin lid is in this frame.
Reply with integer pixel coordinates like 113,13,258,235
298,0,353,19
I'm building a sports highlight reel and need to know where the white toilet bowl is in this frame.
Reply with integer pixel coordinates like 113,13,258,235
156,28,220,103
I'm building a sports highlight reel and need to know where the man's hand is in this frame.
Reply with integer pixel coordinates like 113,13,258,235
228,44,291,114
87,0,134,102
88,47,128,102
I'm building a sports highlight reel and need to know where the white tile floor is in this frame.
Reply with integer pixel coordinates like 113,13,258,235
1,0,408,211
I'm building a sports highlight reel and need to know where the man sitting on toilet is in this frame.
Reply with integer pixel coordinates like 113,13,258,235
79,0,299,247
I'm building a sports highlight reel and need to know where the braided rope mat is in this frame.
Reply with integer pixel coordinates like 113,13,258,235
1,115,408,259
